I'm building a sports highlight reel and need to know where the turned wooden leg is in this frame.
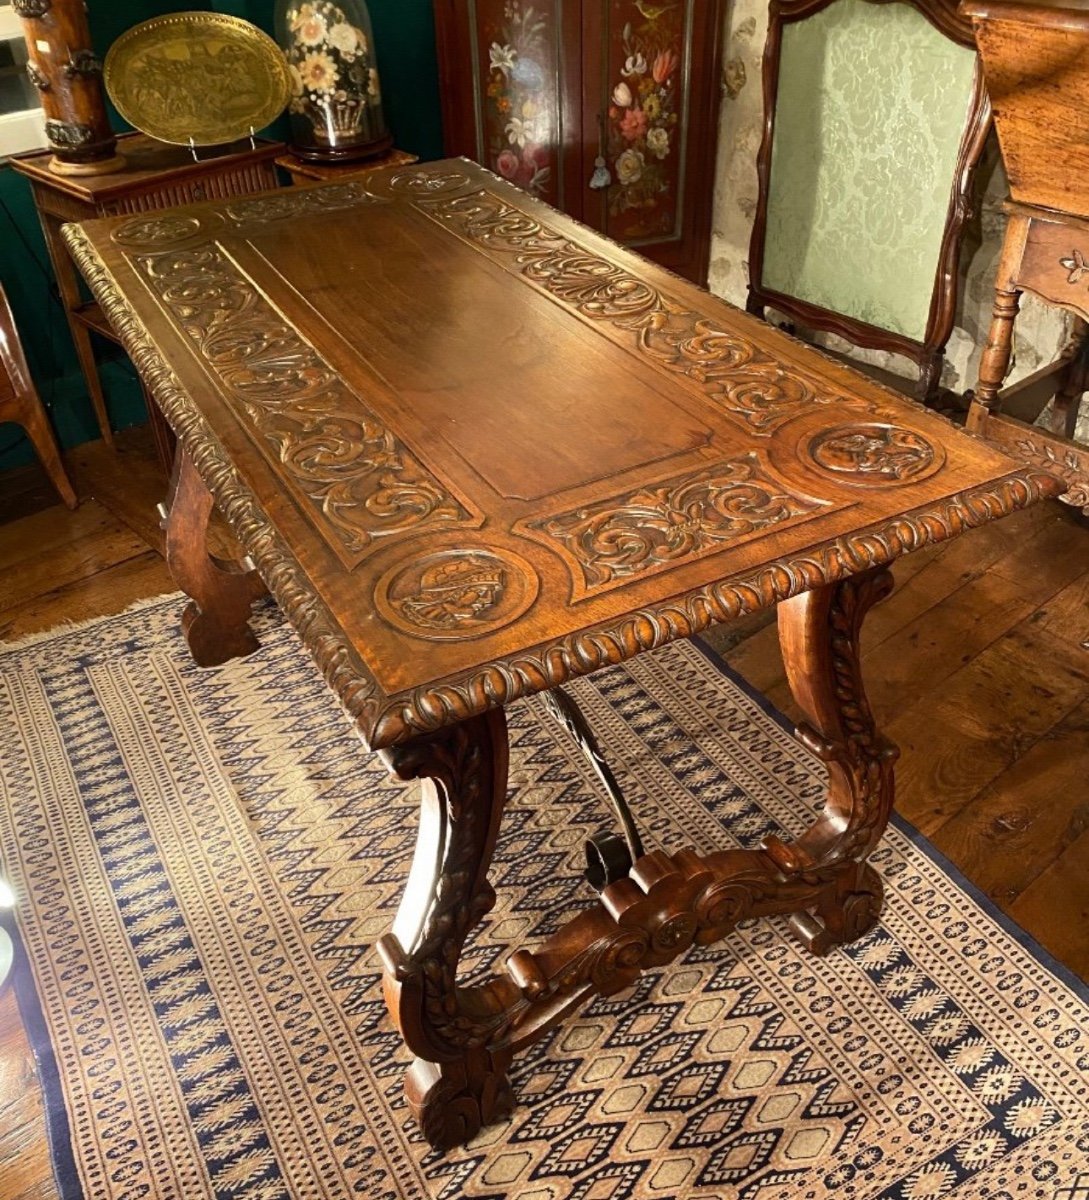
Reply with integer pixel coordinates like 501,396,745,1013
375,710,516,1151
164,447,266,667
768,569,899,954
968,285,1020,434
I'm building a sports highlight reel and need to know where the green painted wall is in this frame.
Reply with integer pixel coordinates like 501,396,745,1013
0,0,442,473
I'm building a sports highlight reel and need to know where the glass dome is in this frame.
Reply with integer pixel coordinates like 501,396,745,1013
275,0,392,163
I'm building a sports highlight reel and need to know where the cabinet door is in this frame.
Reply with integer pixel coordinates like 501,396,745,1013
433,0,583,215
432,0,723,284
580,0,724,283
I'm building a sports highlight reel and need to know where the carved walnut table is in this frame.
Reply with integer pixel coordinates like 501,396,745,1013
63,161,1061,1151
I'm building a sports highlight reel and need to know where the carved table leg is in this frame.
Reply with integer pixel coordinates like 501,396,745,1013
769,568,899,953
164,447,266,667
375,710,519,1151
373,572,901,1151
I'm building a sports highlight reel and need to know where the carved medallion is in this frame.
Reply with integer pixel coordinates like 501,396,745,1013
418,190,866,434
523,455,825,594
13,0,51,16
808,424,938,486
377,549,538,641
386,170,473,196
112,216,202,247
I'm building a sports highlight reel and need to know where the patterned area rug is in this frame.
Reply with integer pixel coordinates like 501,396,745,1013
1,597,1086,1200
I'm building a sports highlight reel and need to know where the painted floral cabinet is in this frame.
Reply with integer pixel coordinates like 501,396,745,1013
432,0,725,283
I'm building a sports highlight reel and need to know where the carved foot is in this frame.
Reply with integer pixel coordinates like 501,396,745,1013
789,864,884,956
180,588,263,668
406,1051,514,1152
164,447,266,668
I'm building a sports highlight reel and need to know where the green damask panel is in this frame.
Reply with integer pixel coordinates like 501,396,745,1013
763,0,977,343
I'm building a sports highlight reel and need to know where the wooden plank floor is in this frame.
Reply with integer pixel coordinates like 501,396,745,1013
1,426,1087,1199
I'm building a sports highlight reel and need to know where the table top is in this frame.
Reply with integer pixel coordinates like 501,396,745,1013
11,133,283,203
63,159,1060,750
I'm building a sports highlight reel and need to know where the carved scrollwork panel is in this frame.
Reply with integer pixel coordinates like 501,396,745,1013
224,183,386,227
130,242,473,565
368,470,1061,747
418,189,876,434
112,216,203,248
521,454,827,595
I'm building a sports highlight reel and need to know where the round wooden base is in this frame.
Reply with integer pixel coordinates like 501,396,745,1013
49,153,127,177
288,132,394,166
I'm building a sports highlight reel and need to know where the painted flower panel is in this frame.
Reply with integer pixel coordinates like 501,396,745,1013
475,0,560,201
604,0,688,242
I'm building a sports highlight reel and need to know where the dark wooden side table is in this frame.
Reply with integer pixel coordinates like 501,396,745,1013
275,146,418,185
65,160,1061,1151
10,132,283,465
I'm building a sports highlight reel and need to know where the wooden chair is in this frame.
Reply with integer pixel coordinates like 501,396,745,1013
963,0,1089,516
0,284,77,510
747,0,991,403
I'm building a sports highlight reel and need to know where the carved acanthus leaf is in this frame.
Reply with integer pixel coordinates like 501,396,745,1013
526,454,824,592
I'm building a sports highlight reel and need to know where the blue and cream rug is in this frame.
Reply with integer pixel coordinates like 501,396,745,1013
0,597,1086,1200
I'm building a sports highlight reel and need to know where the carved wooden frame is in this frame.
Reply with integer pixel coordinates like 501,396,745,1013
746,0,993,403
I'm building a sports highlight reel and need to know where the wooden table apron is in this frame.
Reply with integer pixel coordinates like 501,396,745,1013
62,161,1061,1152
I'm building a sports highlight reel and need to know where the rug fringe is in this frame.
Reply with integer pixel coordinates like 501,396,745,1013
0,592,183,657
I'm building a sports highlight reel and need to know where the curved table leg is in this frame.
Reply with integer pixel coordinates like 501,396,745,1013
768,567,899,953
374,569,899,1151
376,709,518,1150
164,447,267,667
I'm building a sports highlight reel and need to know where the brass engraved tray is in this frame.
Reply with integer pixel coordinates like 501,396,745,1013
104,12,291,148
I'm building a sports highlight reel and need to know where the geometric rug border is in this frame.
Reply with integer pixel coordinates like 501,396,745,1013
5,907,82,1200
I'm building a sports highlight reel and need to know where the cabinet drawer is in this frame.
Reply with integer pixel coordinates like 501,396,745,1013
102,163,280,216
1018,219,1089,318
